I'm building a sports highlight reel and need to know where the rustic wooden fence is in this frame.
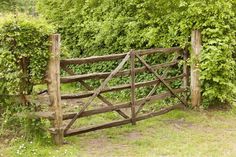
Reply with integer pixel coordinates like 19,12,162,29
30,32,200,145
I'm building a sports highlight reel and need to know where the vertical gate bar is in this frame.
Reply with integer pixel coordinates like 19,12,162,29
130,50,136,125
183,48,190,105
183,48,190,89
47,34,63,145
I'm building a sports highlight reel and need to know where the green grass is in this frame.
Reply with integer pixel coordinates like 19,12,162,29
2,108,236,157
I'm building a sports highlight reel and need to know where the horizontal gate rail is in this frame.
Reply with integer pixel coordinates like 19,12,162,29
60,47,181,66
61,74,185,99
60,60,178,83
32,88,185,121
64,103,184,137
8,74,185,103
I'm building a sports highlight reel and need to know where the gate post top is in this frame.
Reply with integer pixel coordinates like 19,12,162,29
49,34,61,41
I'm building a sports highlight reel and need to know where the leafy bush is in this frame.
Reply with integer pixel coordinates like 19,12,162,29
37,0,236,107
0,13,54,140
0,14,54,95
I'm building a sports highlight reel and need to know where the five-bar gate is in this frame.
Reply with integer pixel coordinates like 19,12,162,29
37,34,190,144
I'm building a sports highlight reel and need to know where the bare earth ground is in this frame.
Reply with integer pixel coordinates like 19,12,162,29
2,109,236,157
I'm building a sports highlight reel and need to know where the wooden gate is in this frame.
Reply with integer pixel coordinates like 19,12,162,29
54,45,190,140
3,32,203,145
28,35,191,145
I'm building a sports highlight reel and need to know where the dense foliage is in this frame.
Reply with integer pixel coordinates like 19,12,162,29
37,0,236,107
0,14,53,96
0,14,53,140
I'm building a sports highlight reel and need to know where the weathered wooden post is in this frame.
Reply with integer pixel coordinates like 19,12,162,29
130,50,136,125
191,30,202,107
47,34,63,145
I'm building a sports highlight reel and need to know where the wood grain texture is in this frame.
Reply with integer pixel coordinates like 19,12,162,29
47,34,63,145
191,30,201,107
60,47,182,66
130,50,136,125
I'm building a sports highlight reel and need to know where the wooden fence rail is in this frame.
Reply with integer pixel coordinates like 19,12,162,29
60,47,182,66
60,60,178,83
60,74,185,99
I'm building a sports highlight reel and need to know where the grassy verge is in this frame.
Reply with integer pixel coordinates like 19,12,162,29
1,107,236,157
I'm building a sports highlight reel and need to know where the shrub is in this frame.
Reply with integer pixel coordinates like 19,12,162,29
0,14,54,95
0,13,54,140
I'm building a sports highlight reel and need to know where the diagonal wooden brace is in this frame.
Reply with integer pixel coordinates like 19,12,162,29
136,54,187,106
79,80,130,119
135,53,181,116
64,52,131,132
61,66,129,119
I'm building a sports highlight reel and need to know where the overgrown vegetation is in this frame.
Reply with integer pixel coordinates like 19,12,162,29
0,14,54,140
37,0,236,107
0,14,53,95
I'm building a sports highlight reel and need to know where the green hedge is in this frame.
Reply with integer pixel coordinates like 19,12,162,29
0,14,54,140
37,0,236,107
0,14,54,95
